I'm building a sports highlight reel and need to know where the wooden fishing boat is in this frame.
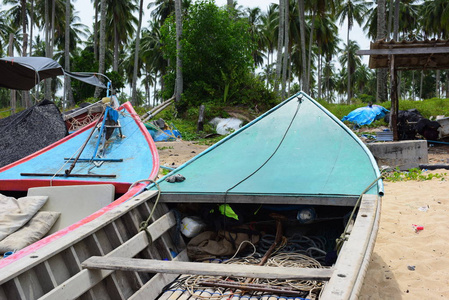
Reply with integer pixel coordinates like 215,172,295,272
0,92,382,300
0,100,159,263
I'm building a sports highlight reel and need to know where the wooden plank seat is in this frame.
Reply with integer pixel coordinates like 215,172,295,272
82,257,334,281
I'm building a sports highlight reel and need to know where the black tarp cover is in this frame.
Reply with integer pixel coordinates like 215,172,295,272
0,57,64,90
0,99,68,168
0,57,107,90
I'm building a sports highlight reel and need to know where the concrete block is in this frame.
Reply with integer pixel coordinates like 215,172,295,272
366,140,428,171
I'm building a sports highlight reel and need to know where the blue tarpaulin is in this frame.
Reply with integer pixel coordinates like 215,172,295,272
342,105,389,126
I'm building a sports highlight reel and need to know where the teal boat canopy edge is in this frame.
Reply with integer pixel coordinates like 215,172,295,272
150,92,384,199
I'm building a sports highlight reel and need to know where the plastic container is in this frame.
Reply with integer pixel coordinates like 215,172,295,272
180,217,206,238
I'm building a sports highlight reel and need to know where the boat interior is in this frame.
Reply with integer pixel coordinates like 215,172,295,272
0,187,380,300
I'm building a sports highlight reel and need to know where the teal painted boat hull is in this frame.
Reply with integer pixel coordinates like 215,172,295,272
153,92,383,202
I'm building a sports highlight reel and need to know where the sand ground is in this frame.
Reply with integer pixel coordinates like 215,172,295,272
156,140,449,299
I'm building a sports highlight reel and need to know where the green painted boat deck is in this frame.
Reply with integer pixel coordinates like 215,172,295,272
152,92,383,204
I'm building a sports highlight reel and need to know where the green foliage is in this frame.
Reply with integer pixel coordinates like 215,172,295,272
70,48,124,103
321,98,449,124
0,88,10,108
106,71,125,95
161,0,275,111
71,48,99,103
383,167,446,182
380,98,449,119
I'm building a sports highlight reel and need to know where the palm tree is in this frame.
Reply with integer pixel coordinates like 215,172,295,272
140,22,168,95
313,13,338,99
338,40,362,103
107,0,137,72
245,7,266,68
259,4,277,88
132,0,144,104
337,0,367,102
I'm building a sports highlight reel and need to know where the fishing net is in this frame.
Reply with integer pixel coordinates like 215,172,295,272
0,99,68,168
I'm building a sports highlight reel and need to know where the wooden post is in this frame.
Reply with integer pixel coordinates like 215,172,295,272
197,104,205,133
389,55,399,141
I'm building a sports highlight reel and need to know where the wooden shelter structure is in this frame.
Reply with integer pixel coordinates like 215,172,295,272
357,39,449,140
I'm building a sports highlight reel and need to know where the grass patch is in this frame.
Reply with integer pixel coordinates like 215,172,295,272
383,167,447,182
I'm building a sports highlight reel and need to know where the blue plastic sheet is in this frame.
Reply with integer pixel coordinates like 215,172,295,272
341,105,389,126
150,129,182,142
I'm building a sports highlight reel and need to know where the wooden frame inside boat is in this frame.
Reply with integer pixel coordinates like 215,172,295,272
0,189,380,300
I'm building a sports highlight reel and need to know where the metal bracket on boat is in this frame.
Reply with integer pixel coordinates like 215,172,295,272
20,173,117,178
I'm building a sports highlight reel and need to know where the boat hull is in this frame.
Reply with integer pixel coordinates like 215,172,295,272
0,102,159,195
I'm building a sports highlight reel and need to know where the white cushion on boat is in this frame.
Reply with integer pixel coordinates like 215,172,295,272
27,184,115,234
0,211,60,253
0,194,48,241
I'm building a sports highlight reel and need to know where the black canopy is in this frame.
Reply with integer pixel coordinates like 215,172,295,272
0,57,64,90
0,57,107,90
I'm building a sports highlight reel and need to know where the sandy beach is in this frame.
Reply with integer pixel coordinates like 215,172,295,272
156,140,449,299
359,171,449,299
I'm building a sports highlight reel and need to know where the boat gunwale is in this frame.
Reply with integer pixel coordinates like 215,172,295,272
321,193,381,299
0,189,159,276
158,192,360,206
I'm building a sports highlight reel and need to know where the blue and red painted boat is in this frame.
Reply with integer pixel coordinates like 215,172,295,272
0,99,159,268
0,100,159,194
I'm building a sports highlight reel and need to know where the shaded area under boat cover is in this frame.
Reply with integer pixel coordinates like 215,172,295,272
153,92,383,199
0,99,68,168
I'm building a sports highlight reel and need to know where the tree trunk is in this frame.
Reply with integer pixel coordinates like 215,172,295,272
275,0,284,96
45,0,51,100
419,70,423,99
227,0,233,10
376,0,388,102
281,0,289,99
22,0,31,108
9,33,16,114
446,72,449,99
65,0,74,108
387,0,393,40
94,0,98,61
95,0,107,98
298,0,307,93
393,0,399,41
113,22,119,72
346,26,351,103
376,0,391,102
30,0,34,55
174,0,183,102
132,0,144,105
317,50,321,99
197,104,205,133
307,11,316,95
436,70,440,98
46,0,55,100
21,0,27,57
